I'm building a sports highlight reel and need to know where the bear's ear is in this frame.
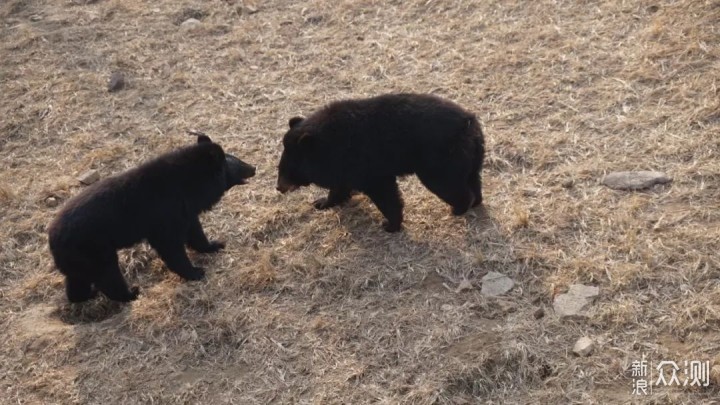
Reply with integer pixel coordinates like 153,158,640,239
288,116,304,128
187,130,213,144
206,144,225,165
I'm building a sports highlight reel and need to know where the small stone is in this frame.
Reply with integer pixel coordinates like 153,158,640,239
602,171,672,190
533,307,545,319
568,284,599,298
710,365,720,386
45,196,58,207
244,5,259,14
78,169,100,185
573,336,594,356
561,179,574,188
180,18,202,31
553,284,599,318
456,280,474,293
480,272,514,297
305,15,323,24
553,293,590,317
107,72,125,92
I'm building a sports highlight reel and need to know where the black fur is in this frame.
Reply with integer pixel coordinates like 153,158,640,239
48,135,255,303
276,93,485,232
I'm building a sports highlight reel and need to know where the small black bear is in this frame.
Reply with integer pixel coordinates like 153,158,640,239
48,134,255,302
276,93,485,232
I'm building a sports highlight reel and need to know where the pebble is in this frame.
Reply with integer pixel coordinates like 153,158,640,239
455,280,474,293
180,18,202,31
573,336,594,356
480,272,514,297
568,284,599,298
553,284,599,318
710,365,720,386
107,72,125,92
77,169,100,185
602,171,671,190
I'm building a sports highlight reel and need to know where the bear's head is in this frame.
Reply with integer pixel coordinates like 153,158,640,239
195,133,256,190
276,116,313,193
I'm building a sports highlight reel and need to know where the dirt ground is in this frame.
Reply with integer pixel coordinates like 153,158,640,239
1,0,719,403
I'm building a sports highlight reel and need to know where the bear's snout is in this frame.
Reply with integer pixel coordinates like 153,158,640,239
244,164,257,178
225,155,255,187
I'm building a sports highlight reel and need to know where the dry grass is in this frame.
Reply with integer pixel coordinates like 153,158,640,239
1,0,719,403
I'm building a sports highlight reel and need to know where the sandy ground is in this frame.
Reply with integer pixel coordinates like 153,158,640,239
1,0,719,403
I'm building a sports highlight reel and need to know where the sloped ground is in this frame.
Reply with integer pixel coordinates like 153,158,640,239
1,0,719,403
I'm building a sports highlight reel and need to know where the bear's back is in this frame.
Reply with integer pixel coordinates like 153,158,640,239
48,142,227,250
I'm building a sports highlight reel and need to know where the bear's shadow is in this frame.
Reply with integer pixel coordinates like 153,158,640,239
53,297,129,325
296,198,503,302
326,196,497,269
331,194,493,241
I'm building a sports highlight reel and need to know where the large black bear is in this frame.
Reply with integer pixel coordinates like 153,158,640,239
276,93,485,232
48,134,255,303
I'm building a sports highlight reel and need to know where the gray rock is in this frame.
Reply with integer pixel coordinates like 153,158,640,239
553,284,599,318
455,279,474,293
248,6,260,14
107,72,125,92
553,294,589,317
480,272,514,297
711,365,720,386
602,171,671,190
78,169,100,185
180,18,202,31
568,284,599,298
573,336,594,356
45,196,58,207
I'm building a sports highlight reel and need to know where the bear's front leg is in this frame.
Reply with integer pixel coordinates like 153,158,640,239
362,178,404,232
187,216,225,253
149,236,205,280
313,188,353,210
65,276,97,303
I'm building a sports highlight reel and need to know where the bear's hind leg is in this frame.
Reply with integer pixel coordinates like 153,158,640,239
314,188,353,210
417,171,474,216
468,171,483,207
94,253,139,302
149,236,205,281
362,178,404,232
65,276,96,303
187,216,225,253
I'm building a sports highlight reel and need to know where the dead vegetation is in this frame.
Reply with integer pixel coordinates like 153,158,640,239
1,0,719,403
